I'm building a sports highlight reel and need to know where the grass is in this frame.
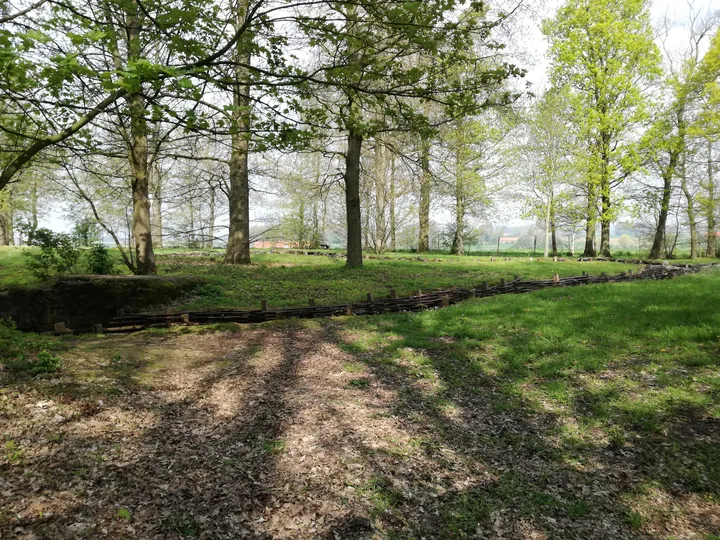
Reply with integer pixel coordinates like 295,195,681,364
330,269,720,535
1,248,719,537
3,245,716,313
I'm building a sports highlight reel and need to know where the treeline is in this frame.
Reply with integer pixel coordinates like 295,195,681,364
0,0,718,272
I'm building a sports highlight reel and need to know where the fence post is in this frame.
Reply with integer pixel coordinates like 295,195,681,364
389,289,398,299
261,299,268,311
441,296,450,308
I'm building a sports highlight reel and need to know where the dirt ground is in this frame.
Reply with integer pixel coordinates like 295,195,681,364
1,323,718,539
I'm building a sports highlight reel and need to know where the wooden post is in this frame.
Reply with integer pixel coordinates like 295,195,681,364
468,289,476,298
181,313,190,324
92,324,103,334
309,298,316,307
553,273,560,284
441,296,450,308
514,274,519,280
482,281,489,290
345,305,353,316
54,322,66,334
116,308,125,318
389,289,398,299
499,278,506,287
366,292,373,303
261,299,268,311
627,270,633,276
415,289,422,297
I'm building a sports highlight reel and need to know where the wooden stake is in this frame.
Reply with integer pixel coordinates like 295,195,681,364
181,313,190,324
309,298,316,307
468,289,476,298
553,273,560,283
54,322,66,334
366,292,373,303
482,281,489,290
261,299,268,312
345,305,353,316
499,278,506,287
389,289,398,299
441,296,450,308
92,324,104,334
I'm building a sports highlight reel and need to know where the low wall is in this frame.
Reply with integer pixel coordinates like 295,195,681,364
0,275,204,332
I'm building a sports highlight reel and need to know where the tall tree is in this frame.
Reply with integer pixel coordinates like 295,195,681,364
647,6,719,259
543,0,661,257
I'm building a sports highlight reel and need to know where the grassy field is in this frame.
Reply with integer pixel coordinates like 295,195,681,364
0,246,671,312
1,260,718,538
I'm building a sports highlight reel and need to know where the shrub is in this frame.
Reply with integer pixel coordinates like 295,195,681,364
85,244,115,275
25,228,81,279
0,320,62,376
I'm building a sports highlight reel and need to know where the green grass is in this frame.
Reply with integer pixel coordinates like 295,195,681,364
135,249,646,311
1,257,718,537
331,269,720,532
4,246,716,314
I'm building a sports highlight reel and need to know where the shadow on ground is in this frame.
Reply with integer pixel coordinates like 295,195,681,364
1,273,719,538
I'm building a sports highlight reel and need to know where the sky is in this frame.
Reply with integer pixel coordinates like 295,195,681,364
42,0,720,236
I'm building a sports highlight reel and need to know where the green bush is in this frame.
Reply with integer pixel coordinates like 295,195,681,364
0,320,62,376
25,228,81,279
85,244,115,275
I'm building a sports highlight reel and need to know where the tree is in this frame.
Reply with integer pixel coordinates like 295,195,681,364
647,6,719,259
301,1,522,266
522,88,579,258
543,0,661,257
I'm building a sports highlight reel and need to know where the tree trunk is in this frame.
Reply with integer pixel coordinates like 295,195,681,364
150,162,163,249
650,113,684,259
706,140,716,258
345,129,364,267
374,141,387,253
543,189,552,258
0,188,13,245
128,91,155,274
224,0,252,265
206,185,215,248
451,195,465,255
389,153,396,251
418,136,431,252
551,220,558,257
649,170,673,259
583,185,597,257
28,179,38,244
599,190,612,257
598,134,612,258
126,4,155,274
